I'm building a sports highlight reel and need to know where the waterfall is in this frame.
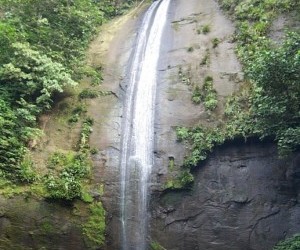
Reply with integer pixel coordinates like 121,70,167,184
120,0,170,249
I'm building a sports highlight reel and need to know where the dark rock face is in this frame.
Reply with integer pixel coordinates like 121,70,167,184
0,196,87,249
150,143,300,250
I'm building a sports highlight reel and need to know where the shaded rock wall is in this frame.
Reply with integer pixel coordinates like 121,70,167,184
0,196,87,249
150,143,300,250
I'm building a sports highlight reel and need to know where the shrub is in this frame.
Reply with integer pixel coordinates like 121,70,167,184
83,202,106,248
79,89,99,99
191,76,218,111
44,151,90,200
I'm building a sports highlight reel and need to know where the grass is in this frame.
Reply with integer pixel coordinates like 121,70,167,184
202,24,211,34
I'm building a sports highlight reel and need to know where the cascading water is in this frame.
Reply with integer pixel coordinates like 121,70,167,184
120,0,170,249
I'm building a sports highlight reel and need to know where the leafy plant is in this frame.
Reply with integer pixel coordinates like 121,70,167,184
192,76,218,111
79,89,99,99
150,241,167,250
191,85,202,104
212,38,220,48
202,24,211,34
83,202,106,248
44,152,90,200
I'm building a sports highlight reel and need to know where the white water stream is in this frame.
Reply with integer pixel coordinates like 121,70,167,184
119,0,170,249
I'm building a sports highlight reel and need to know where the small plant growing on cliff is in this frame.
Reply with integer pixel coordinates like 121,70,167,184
150,241,167,250
192,85,202,104
212,38,220,48
187,46,194,52
191,76,218,111
202,24,210,34
44,150,91,200
200,49,210,65
178,66,192,85
176,127,190,141
79,89,99,99
83,202,106,248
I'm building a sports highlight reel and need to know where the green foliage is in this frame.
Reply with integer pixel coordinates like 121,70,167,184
212,38,220,48
17,155,37,183
44,152,90,200
150,241,167,250
79,65,103,86
176,126,226,168
81,191,94,203
191,85,202,104
192,76,218,111
0,42,77,110
217,0,300,157
44,116,93,200
0,0,134,184
83,201,106,248
202,24,211,34
0,100,39,182
79,89,99,99
0,0,104,65
79,118,94,150
164,171,194,190
247,32,300,156
176,127,190,141
175,0,300,192
0,21,23,64
168,157,175,170
274,235,300,250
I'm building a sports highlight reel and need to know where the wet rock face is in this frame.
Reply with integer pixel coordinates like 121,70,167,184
150,143,300,250
0,196,87,249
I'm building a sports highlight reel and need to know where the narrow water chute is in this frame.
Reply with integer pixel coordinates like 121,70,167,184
119,0,171,249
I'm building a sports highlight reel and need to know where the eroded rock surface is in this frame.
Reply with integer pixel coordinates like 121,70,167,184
150,143,300,249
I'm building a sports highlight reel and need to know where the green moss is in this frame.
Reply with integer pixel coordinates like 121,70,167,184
168,157,175,171
212,38,220,48
187,46,194,52
164,171,194,190
83,201,106,248
40,220,55,234
81,191,94,203
150,241,167,250
274,234,300,250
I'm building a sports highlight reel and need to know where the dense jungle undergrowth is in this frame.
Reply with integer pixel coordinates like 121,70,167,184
0,0,142,248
